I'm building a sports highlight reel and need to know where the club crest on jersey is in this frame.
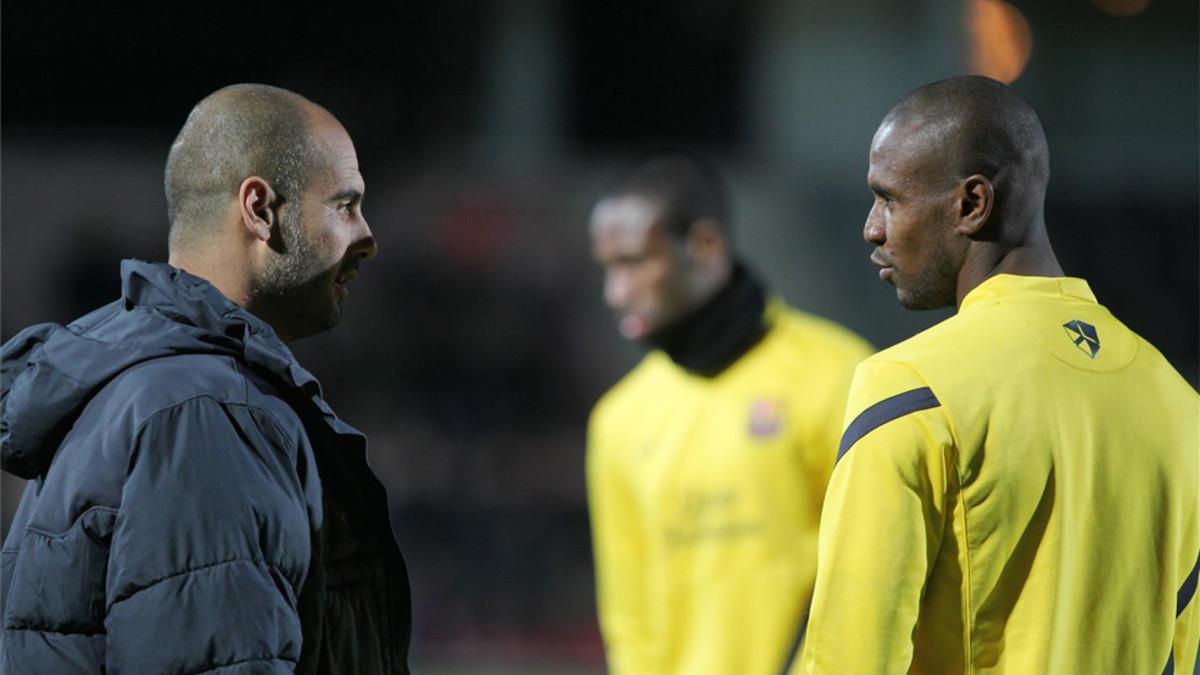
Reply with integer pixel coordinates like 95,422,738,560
747,398,783,440
1062,319,1100,359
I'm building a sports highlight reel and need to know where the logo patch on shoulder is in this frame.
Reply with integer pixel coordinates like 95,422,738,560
747,398,784,440
1062,319,1101,359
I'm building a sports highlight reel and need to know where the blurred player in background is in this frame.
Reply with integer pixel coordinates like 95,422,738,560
0,84,410,673
802,75,1199,674
586,153,872,675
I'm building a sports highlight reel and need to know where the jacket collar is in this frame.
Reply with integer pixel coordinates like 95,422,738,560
1,260,362,479
122,260,366,440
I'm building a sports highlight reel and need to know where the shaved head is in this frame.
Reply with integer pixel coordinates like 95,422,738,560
864,76,1062,310
880,75,1050,222
165,84,324,252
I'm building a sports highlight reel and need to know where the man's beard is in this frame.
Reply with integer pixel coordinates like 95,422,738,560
249,210,341,341
896,238,960,311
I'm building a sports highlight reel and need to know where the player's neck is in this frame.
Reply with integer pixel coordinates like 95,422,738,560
955,232,1063,309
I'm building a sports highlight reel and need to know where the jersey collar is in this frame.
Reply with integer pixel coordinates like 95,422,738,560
960,274,1097,311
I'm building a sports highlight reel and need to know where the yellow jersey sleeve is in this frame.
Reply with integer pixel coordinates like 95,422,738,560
803,358,955,675
587,406,656,674
1173,553,1200,674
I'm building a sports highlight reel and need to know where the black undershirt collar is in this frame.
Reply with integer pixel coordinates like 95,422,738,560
643,262,769,378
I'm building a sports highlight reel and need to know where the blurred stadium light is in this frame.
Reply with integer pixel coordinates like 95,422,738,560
966,0,1033,83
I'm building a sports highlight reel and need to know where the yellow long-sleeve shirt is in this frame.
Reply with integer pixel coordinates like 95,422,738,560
588,301,872,675
803,274,1200,674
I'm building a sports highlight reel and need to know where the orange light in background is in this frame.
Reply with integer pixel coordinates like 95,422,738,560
965,0,1033,84
1093,0,1151,17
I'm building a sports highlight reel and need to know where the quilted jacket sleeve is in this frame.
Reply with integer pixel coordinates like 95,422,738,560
104,396,314,674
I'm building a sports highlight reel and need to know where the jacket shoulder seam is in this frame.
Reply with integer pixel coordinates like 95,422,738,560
71,304,128,336
131,394,292,442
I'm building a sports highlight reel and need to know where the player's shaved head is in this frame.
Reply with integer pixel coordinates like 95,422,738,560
879,75,1050,236
165,84,323,251
606,152,732,240
865,75,1062,310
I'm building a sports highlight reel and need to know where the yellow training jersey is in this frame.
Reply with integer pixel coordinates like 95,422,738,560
803,274,1200,675
588,301,872,675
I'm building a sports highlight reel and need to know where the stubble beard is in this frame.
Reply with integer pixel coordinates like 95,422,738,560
895,237,959,311
249,210,341,341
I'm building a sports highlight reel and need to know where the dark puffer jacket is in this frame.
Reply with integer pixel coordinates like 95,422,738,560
0,260,411,674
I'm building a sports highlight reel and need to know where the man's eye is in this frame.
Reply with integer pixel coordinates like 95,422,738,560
339,202,355,214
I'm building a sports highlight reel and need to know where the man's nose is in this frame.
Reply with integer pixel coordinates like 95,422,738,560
863,205,885,245
604,271,630,310
351,217,379,260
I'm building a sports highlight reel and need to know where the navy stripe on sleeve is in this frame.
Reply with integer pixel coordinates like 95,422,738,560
836,387,940,463
1178,550,1200,617
1163,551,1200,675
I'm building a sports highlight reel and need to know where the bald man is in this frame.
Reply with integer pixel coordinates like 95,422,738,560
0,84,411,673
802,76,1198,674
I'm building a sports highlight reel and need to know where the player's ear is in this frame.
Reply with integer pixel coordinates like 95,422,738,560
955,174,993,238
685,218,728,266
238,176,278,243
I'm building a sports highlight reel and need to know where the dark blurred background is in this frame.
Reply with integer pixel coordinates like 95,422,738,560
3,1,1196,673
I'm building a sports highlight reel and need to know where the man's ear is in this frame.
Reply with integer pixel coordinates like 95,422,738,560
238,176,278,242
956,174,994,238
685,218,728,266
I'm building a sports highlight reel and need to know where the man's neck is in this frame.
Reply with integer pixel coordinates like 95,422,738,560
168,249,254,309
955,228,1063,309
